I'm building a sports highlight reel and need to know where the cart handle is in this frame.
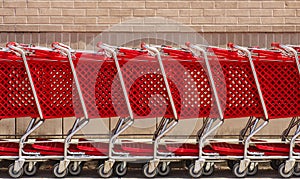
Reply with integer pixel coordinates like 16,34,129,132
52,42,89,120
186,42,224,120
272,43,300,76
6,42,44,120
97,42,134,120
227,43,269,120
141,42,178,120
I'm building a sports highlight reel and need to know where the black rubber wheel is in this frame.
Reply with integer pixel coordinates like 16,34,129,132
227,160,237,170
278,163,293,178
247,163,258,176
188,163,202,178
98,163,113,178
115,162,127,177
270,159,282,170
203,162,214,176
53,163,68,178
142,163,157,178
8,163,24,178
68,162,82,176
157,163,171,176
232,163,247,178
24,163,38,176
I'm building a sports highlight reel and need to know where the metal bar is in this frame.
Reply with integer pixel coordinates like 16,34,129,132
231,44,269,120
142,44,178,120
52,43,89,120
8,45,44,119
281,45,300,75
188,44,224,120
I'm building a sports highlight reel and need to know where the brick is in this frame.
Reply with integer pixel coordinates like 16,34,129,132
133,9,155,16
51,1,74,8
16,25,39,32
146,1,168,8
286,17,300,24
39,25,63,32
261,17,284,24
98,17,121,24
27,1,50,8
215,1,237,9
4,16,27,24
226,9,250,17
132,25,156,32
262,1,285,9
286,1,300,9
191,1,214,9
0,8,14,15
62,9,85,16
249,25,272,32
75,17,97,24
170,17,191,24
215,17,237,24
86,9,109,16
157,9,178,17
250,9,273,17
122,1,145,8
238,17,261,24
16,8,39,16
63,25,86,32
225,26,249,32
237,1,262,9
273,9,296,17
86,25,109,32
0,25,15,31
74,1,98,8
179,9,203,17
121,17,144,23
98,2,121,8
110,9,132,16
156,25,179,32
144,17,168,24
4,0,26,8
168,1,190,9
191,17,213,24
272,25,296,32
50,16,74,24
202,25,226,32
204,9,225,17
39,8,62,16
27,16,50,24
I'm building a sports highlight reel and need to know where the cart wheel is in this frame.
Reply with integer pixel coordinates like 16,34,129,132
203,162,214,176
8,163,24,178
270,159,282,170
183,160,192,170
293,163,300,176
247,163,258,176
24,162,38,176
98,164,113,178
188,163,203,178
115,162,127,177
227,160,236,170
53,163,68,178
142,163,158,178
157,163,170,176
232,163,247,178
278,163,293,178
68,162,82,176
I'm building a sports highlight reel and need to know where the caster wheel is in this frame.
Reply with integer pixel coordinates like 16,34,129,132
24,163,38,176
98,164,113,178
278,163,293,178
247,163,258,176
294,163,300,176
53,163,68,178
68,162,82,176
203,162,214,176
270,159,282,170
8,163,24,178
115,162,127,177
188,163,203,178
232,163,247,178
157,163,170,176
142,163,158,178
183,160,192,170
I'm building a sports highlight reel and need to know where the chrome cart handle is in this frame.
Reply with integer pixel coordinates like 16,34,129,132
186,42,224,120
51,42,89,120
228,43,269,120
141,42,178,120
